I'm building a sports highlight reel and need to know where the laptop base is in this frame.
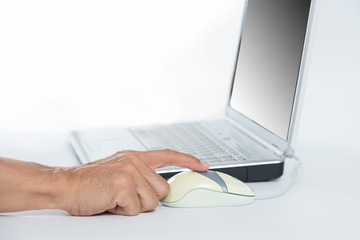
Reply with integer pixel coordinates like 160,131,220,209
160,161,284,182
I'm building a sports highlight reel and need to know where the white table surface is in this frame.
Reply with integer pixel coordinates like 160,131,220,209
1,0,360,239
1,126,359,240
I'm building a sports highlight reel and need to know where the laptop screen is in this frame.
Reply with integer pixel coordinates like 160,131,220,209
230,0,311,140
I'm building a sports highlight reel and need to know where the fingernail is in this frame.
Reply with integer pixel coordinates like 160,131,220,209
201,161,209,168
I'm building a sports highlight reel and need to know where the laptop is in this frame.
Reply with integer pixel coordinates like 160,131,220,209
70,0,315,182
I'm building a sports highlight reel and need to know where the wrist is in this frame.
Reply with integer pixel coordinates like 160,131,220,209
15,164,76,212
42,167,75,212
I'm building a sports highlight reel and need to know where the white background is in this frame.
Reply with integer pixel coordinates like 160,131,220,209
0,0,246,134
1,0,360,239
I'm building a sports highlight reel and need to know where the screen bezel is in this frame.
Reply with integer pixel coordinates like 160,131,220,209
226,0,316,154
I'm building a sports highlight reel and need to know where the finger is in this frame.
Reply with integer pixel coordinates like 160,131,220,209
134,163,170,199
112,160,162,212
142,149,209,171
127,165,162,212
109,180,142,216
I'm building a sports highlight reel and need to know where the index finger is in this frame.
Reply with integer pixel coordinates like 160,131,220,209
141,149,209,171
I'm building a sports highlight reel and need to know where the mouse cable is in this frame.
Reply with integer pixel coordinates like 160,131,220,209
254,155,302,200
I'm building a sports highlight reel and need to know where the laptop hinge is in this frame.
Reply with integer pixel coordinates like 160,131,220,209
225,117,286,157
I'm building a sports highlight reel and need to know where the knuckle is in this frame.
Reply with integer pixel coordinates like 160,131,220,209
114,150,135,158
121,161,138,173
158,183,170,199
111,173,133,189
162,148,174,155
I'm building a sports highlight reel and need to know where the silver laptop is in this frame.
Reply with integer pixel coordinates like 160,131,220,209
71,0,315,181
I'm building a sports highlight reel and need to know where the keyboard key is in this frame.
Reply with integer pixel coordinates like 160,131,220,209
132,123,245,166
208,159,222,163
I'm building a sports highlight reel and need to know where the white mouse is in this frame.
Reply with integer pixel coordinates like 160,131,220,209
161,170,255,208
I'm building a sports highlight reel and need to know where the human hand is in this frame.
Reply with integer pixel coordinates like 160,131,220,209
61,150,209,216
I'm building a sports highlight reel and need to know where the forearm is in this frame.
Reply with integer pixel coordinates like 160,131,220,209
0,157,71,212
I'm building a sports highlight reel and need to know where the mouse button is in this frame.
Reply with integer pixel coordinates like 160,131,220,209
197,171,228,193
162,171,222,203
217,172,255,197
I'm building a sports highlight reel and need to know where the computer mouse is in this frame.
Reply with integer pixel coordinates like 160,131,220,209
160,170,255,208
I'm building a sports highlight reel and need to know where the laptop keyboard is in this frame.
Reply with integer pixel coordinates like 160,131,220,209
131,122,246,166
